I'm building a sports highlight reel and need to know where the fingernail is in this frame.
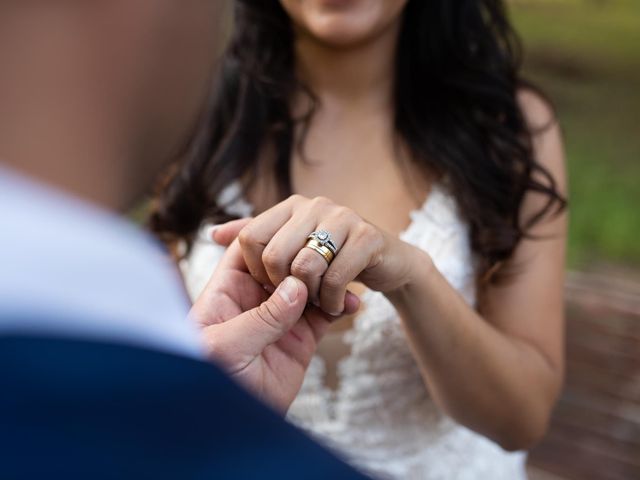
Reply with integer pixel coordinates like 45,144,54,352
207,225,219,242
277,277,299,305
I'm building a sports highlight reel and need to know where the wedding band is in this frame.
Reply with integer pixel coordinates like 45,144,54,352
304,238,335,265
307,230,338,255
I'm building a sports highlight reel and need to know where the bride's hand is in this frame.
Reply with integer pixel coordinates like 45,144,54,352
214,195,426,316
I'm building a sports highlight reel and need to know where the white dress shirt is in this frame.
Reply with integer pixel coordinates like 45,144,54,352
0,165,204,359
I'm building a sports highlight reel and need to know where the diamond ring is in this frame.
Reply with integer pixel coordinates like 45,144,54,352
304,239,335,265
307,230,338,255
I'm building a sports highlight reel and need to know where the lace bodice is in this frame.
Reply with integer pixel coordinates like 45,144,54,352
180,182,527,479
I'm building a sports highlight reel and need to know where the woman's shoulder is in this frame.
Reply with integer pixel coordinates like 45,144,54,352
516,86,567,233
517,87,557,133
517,86,566,181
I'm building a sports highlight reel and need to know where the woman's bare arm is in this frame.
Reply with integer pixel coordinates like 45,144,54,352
386,91,567,450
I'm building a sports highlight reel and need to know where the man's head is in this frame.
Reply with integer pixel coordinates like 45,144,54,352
0,0,224,209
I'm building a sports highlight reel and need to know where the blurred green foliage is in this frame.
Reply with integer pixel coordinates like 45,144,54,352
510,0,640,268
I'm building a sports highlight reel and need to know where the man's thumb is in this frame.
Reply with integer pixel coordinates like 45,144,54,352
227,277,308,357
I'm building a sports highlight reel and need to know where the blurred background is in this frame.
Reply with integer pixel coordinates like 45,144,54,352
510,0,639,478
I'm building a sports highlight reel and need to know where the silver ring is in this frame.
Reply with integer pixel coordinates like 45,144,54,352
307,230,338,255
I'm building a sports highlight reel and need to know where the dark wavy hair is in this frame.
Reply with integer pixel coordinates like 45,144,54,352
150,0,566,283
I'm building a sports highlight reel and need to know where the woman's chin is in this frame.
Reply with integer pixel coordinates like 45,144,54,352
309,31,369,48
302,18,382,48
284,0,407,49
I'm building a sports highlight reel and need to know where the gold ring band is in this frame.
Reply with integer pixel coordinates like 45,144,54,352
304,238,335,265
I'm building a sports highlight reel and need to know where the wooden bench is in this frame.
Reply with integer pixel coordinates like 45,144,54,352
527,271,640,479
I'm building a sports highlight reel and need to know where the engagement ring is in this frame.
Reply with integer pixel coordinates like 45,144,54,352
307,230,338,255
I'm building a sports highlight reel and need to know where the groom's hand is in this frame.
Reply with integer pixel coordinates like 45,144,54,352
189,237,332,413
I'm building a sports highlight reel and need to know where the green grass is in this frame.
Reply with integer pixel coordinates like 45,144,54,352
510,0,640,268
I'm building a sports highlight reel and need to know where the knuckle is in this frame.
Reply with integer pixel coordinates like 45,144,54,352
311,195,332,208
253,300,284,333
332,205,353,221
330,206,358,225
203,326,230,362
261,247,283,271
237,226,254,247
370,227,385,250
291,254,321,280
323,269,346,292
353,221,375,241
203,331,220,359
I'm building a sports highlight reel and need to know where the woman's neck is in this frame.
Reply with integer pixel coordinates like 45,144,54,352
293,22,401,109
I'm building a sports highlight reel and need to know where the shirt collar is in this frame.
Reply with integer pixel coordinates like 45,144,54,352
0,165,204,359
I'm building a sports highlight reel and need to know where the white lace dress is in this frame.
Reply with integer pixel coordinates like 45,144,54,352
180,181,528,480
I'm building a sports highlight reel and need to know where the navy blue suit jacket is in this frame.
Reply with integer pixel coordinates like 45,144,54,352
0,331,368,479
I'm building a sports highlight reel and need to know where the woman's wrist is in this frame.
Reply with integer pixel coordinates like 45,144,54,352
383,241,435,307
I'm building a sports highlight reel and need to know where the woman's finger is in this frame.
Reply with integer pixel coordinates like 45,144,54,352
289,218,349,304
259,196,343,287
215,238,247,272
211,218,252,246
320,224,379,315
289,247,329,305
261,214,319,287
343,290,361,315
237,196,301,286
